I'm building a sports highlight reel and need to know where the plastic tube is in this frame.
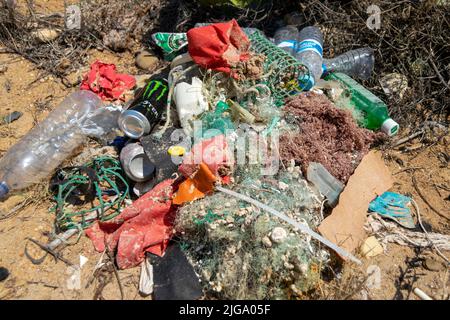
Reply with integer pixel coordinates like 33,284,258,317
413,288,433,300
217,186,362,265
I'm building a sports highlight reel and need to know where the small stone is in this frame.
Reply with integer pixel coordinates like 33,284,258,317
278,181,289,191
227,246,236,255
295,263,309,275
360,236,383,258
238,208,247,216
423,258,446,272
289,159,295,168
0,64,7,74
225,215,234,223
270,227,287,244
0,267,9,282
136,50,159,71
244,216,253,226
209,223,217,230
284,262,295,270
262,236,272,248
224,202,231,208
31,28,60,43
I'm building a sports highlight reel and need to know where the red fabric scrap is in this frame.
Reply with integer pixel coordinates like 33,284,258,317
187,19,250,77
80,60,136,101
86,179,176,269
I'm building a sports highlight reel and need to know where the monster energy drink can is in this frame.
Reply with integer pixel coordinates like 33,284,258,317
118,78,169,139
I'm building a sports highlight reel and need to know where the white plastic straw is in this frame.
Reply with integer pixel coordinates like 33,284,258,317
217,186,362,265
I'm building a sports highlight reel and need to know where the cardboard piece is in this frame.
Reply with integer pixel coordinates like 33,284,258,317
318,151,393,255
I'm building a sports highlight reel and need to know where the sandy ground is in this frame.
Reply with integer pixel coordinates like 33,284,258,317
0,0,448,301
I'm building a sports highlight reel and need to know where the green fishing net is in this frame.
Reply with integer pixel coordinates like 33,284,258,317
175,167,330,299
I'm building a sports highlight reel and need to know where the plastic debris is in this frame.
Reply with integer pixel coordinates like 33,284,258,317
173,162,217,205
174,77,208,135
151,32,188,61
179,134,232,179
139,257,154,296
307,162,344,207
50,156,130,231
176,169,336,299
413,288,433,300
323,48,375,80
148,243,202,300
200,101,235,138
326,72,399,136
369,192,416,229
0,111,22,125
80,61,136,101
0,91,120,199
295,26,324,90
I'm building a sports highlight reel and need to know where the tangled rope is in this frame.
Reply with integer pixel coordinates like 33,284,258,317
50,156,129,231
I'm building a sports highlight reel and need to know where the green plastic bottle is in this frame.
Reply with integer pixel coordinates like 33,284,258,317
326,72,399,136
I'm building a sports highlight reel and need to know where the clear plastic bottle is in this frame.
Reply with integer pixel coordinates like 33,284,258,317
323,48,375,80
0,90,112,199
273,25,299,56
295,26,324,90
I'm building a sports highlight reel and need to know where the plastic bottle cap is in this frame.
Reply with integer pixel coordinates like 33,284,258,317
381,118,399,136
168,146,186,157
299,75,315,91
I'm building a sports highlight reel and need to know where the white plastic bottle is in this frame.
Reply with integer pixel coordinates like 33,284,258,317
0,90,109,199
295,26,324,90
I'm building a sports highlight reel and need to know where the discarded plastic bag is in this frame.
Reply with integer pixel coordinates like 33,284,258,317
139,257,154,296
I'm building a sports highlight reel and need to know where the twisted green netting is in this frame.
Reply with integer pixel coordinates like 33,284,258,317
50,156,129,231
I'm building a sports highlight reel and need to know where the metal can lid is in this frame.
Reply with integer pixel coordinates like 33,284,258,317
118,110,151,139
